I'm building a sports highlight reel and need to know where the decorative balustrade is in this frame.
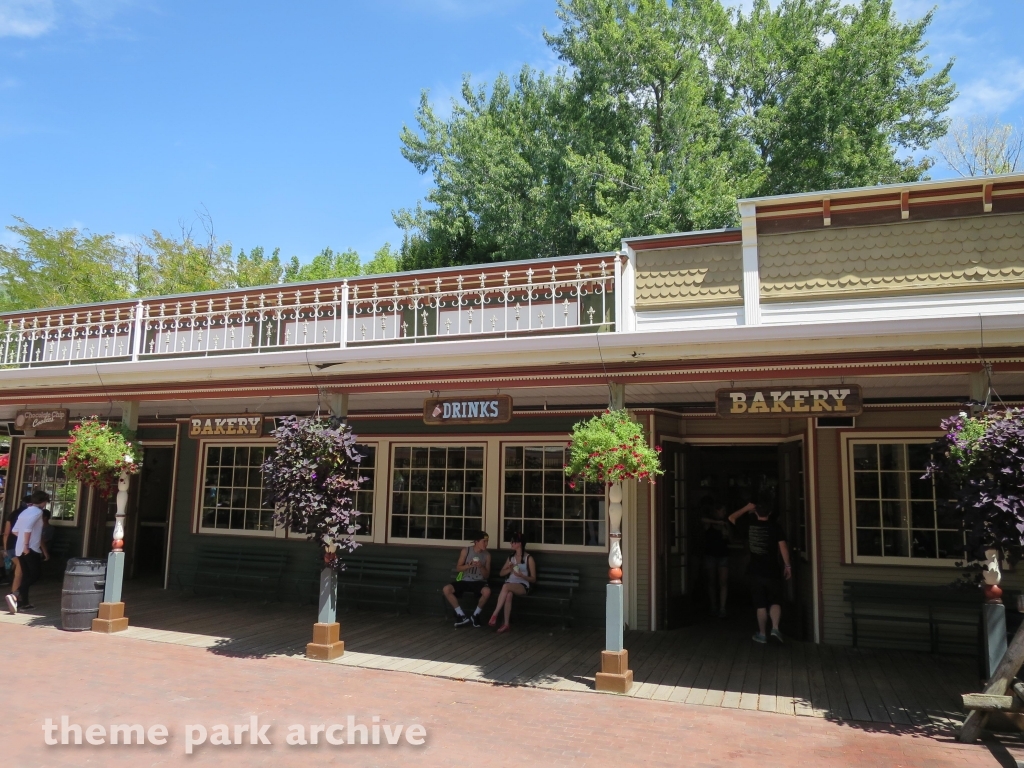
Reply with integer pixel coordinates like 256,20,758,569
0,256,618,368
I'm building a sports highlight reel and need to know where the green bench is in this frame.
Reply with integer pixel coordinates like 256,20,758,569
440,566,579,629
844,580,981,652
182,546,288,600
333,556,418,615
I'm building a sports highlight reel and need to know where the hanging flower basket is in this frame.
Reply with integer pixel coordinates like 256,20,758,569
59,417,142,498
261,415,367,569
925,407,1024,571
564,409,663,486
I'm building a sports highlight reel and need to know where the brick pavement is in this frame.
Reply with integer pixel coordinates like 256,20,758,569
1,621,1008,767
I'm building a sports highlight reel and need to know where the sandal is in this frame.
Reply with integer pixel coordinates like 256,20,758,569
488,614,498,627
497,624,511,634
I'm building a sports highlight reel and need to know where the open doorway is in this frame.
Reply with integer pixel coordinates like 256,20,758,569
657,441,812,638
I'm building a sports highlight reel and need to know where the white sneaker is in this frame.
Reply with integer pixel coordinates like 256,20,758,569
5,594,17,615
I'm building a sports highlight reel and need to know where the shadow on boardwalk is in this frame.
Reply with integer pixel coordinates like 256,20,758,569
2,580,979,734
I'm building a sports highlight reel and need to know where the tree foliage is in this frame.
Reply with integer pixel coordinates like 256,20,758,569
937,116,1024,177
396,0,955,268
236,246,284,287
283,247,362,283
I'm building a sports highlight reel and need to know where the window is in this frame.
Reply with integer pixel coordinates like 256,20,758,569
850,441,960,561
353,445,377,537
389,445,484,541
503,445,605,547
200,444,275,533
20,444,79,523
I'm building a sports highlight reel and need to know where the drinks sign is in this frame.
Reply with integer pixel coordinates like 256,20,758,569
15,408,69,432
423,395,513,425
189,414,265,438
716,385,863,419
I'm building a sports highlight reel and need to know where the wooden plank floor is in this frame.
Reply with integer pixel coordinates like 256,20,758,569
0,580,979,730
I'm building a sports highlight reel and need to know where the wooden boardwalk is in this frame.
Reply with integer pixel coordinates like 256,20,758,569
0,580,978,731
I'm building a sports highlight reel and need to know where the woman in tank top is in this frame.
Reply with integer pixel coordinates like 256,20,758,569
489,531,536,633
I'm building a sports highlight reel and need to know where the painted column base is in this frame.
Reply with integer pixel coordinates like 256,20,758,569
595,649,633,693
91,602,129,634
306,622,344,660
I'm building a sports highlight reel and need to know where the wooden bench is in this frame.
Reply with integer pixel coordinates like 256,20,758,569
182,546,288,600
335,557,418,615
844,580,981,652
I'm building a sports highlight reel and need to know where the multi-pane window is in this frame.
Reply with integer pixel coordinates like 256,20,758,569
200,444,275,532
503,446,606,547
851,442,960,560
20,445,79,522
390,446,484,541
353,445,376,537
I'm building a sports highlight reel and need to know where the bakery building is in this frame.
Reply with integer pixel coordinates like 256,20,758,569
2,171,1023,649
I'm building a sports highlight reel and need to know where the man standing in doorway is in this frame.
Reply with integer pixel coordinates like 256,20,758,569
442,531,492,627
6,490,49,614
729,501,791,644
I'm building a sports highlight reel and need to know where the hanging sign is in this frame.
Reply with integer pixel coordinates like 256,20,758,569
15,408,69,432
423,395,513,425
188,414,265,438
715,385,863,419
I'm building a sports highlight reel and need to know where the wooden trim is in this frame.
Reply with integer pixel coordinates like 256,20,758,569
162,423,181,590
192,437,277,538
626,231,741,251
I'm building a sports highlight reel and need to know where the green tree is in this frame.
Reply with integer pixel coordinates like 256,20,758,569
730,0,955,194
236,246,284,287
0,218,132,311
396,0,955,269
283,247,361,283
362,242,400,275
138,230,235,295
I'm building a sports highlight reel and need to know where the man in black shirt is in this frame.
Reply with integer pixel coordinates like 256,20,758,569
729,501,792,644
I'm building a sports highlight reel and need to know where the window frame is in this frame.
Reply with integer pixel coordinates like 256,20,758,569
351,442,379,542
15,439,82,527
385,441,489,548
193,438,281,538
499,440,609,554
840,430,955,566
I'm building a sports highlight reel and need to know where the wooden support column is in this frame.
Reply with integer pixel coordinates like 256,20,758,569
596,384,634,693
94,400,140,634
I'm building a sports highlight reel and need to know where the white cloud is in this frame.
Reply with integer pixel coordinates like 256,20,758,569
952,63,1024,117
0,0,55,37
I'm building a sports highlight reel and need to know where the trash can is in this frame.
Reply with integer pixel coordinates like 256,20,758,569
61,558,106,632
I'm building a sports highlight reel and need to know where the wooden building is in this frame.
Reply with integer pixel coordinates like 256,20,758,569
2,172,1023,648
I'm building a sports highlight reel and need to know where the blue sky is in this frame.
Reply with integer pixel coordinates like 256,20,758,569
0,0,1021,265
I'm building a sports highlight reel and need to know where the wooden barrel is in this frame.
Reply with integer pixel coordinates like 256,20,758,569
61,558,106,632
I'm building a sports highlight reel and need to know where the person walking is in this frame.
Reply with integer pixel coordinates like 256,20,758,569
701,501,731,618
489,531,536,633
1,494,31,588
728,501,791,644
6,490,49,614
441,531,492,627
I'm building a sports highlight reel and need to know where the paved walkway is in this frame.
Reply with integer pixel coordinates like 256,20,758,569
0,581,984,734
1,620,1012,767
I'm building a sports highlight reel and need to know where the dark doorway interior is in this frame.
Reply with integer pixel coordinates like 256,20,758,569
130,446,175,580
658,442,811,638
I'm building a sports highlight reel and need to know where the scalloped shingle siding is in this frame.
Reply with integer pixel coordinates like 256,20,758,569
758,213,1024,301
635,243,743,309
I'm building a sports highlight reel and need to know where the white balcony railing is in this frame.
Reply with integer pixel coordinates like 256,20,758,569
0,255,619,368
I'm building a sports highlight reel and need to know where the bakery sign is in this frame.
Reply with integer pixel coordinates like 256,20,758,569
423,395,513,425
15,408,69,431
188,414,265,438
716,385,863,418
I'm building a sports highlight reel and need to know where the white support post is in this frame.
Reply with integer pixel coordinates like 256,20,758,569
339,280,349,349
130,300,145,361
739,202,761,326
119,400,140,432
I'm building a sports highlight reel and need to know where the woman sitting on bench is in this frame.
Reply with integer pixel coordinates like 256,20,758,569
490,531,536,633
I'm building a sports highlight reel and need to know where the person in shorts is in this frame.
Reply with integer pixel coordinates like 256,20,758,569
6,490,49,614
1,494,32,589
729,501,791,644
442,531,492,628
489,531,536,633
